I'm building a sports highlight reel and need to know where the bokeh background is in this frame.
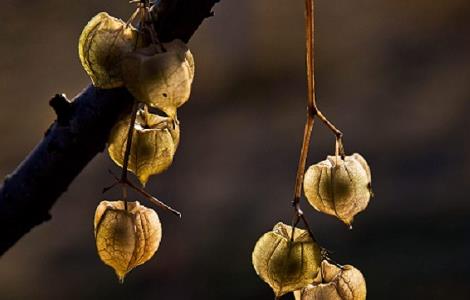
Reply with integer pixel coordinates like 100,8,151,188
1,0,469,299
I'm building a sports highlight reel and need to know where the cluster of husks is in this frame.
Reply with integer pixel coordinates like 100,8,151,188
78,13,194,118
252,223,367,299
78,11,195,281
94,201,162,282
79,12,194,185
252,154,372,298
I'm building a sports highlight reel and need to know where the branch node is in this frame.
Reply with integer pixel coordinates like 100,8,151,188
307,105,317,117
49,94,73,126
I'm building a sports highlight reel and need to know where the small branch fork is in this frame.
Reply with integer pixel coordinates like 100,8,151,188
103,170,181,217
103,1,181,218
290,0,344,249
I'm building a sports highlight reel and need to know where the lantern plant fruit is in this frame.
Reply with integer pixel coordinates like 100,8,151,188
294,260,367,300
108,108,180,186
121,40,195,118
303,153,372,226
78,12,142,89
94,200,162,282
252,222,322,298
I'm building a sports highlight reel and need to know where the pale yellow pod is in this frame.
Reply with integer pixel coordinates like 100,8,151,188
295,260,367,300
121,40,195,118
78,12,141,88
108,109,180,186
252,222,322,298
94,200,162,282
303,153,372,226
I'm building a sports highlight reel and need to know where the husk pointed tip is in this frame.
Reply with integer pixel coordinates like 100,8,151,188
341,218,353,229
138,174,150,187
117,272,126,284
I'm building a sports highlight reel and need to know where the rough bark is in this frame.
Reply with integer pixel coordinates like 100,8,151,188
0,0,220,256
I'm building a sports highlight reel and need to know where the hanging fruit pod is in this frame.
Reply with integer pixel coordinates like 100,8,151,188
303,153,372,227
121,39,195,118
78,12,142,88
294,260,367,300
252,222,322,298
94,200,162,283
108,108,180,186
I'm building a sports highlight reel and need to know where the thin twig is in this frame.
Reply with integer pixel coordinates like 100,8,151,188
291,0,346,242
125,179,182,218
121,101,139,210
304,0,343,148
105,170,182,217
290,0,318,241
292,112,315,206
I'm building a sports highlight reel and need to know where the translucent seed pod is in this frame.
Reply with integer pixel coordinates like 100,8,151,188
294,260,367,300
303,153,372,227
121,39,195,118
78,12,142,88
94,200,162,282
252,222,322,298
108,108,180,186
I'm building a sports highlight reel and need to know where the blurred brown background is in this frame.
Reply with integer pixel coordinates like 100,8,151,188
1,0,469,299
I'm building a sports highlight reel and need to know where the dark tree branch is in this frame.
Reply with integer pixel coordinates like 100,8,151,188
0,0,220,256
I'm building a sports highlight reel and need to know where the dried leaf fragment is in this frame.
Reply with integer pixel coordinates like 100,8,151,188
78,12,141,88
108,109,180,186
303,153,372,226
294,260,367,300
94,200,162,282
121,40,195,118
252,222,322,298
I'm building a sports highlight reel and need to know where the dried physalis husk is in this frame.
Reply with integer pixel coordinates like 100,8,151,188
78,12,141,88
252,222,322,298
94,200,162,282
294,260,367,300
121,39,195,118
108,109,180,186
303,153,372,227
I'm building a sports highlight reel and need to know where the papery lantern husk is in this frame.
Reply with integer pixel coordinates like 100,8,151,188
303,153,372,226
94,200,162,282
78,12,142,88
252,222,322,297
294,260,367,300
121,39,195,118
108,108,180,186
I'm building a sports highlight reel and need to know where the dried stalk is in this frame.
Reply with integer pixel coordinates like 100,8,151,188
291,0,344,243
104,2,181,217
